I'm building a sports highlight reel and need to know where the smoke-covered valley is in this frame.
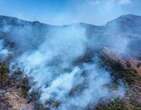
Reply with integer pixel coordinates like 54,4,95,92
0,14,141,110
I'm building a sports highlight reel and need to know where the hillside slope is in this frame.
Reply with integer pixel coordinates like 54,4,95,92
0,14,141,110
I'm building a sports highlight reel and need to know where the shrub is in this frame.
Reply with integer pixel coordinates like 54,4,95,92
0,63,9,87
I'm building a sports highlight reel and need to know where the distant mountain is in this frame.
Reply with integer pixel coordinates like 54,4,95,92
106,14,141,35
0,14,141,57
0,14,141,37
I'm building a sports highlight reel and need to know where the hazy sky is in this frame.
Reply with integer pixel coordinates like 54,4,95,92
0,0,141,25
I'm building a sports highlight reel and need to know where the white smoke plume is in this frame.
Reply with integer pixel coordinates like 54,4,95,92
3,23,127,110
0,14,133,109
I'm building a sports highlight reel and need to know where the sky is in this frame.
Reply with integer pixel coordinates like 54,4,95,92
0,0,141,25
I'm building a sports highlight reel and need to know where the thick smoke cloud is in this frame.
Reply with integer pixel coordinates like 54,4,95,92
0,21,127,110
43,63,125,110
12,25,87,86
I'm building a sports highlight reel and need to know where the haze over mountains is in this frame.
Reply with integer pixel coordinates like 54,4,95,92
0,14,141,59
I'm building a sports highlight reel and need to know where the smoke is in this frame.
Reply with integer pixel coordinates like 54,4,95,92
41,62,125,110
2,22,127,110
0,15,133,109
0,39,9,60
89,34,130,55
11,25,88,87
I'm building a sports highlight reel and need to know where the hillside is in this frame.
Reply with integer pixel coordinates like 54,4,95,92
0,14,141,110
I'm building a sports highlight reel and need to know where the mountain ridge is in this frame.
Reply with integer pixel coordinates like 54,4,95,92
0,14,140,27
